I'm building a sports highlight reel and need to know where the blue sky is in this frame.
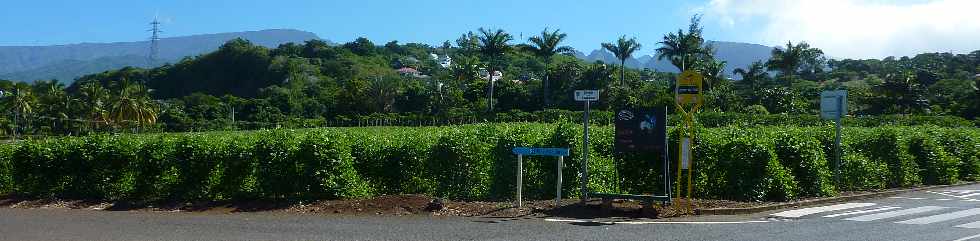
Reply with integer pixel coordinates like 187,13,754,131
2,0,978,59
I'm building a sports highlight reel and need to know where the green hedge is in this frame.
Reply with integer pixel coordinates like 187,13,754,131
0,124,978,203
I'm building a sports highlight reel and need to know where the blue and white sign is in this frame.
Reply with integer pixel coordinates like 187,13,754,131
512,147,570,157
821,90,848,120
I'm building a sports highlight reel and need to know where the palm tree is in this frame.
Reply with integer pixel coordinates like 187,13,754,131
766,41,825,87
524,28,574,108
112,82,157,132
702,60,727,91
4,85,35,138
733,61,769,93
476,28,513,112
79,83,111,131
601,36,642,87
656,15,712,72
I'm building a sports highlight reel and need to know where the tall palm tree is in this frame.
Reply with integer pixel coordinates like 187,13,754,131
733,61,769,93
79,83,111,130
112,82,157,131
524,28,574,107
476,28,513,112
702,60,728,91
5,85,35,138
766,41,825,87
601,36,642,87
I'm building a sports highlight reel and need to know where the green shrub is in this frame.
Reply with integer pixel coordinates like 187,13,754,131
430,126,495,200
0,144,15,194
839,152,888,191
774,131,835,197
854,128,920,187
253,130,302,199
937,129,980,181
3,124,977,203
908,131,959,185
296,130,371,199
721,135,797,201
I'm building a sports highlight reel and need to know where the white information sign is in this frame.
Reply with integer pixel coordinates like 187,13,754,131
680,138,691,170
821,90,848,120
574,90,599,101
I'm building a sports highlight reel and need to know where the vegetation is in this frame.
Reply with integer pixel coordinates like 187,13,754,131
0,14,977,137
0,123,977,203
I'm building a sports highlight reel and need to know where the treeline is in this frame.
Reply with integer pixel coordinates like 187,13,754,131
1,16,978,137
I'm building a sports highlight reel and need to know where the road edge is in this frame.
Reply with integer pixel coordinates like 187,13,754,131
696,182,980,215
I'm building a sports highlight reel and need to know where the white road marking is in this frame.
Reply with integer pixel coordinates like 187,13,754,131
938,199,953,201
890,197,926,200
542,218,770,225
823,206,901,218
896,208,980,225
845,206,947,221
956,221,980,229
771,203,876,218
952,233,980,241
930,191,980,202
959,193,980,198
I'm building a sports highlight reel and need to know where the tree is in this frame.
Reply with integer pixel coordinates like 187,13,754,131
3,84,35,138
601,36,642,87
656,15,712,72
733,61,770,103
524,28,575,107
766,41,826,86
112,82,158,131
475,28,513,112
78,83,111,130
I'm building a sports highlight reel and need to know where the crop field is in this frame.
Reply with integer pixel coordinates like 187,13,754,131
0,123,978,203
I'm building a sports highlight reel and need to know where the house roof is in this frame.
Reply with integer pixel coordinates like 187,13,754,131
397,67,420,73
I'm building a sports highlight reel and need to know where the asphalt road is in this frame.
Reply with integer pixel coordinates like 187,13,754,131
4,184,980,241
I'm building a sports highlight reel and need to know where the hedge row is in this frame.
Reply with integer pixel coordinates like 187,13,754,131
0,124,977,203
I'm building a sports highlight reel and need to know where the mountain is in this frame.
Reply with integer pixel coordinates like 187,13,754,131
576,41,775,76
0,29,322,83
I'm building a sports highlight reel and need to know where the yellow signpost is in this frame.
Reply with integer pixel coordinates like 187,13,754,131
674,70,703,213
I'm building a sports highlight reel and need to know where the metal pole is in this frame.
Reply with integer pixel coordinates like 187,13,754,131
664,106,671,205
557,156,563,207
581,100,590,203
835,96,843,187
517,154,523,208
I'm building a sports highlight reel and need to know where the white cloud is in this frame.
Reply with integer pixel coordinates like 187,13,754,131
704,0,980,59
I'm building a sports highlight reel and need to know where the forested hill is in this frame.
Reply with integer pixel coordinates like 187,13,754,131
0,29,321,83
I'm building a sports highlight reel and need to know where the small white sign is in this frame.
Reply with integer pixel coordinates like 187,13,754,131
574,90,599,101
821,90,848,120
681,138,691,169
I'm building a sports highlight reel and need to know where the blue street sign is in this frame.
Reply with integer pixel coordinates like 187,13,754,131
512,147,570,157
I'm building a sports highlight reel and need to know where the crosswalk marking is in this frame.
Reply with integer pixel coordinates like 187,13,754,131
823,206,901,218
895,208,980,225
771,203,875,218
959,193,980,198
845,206,947,221
955,220,980,229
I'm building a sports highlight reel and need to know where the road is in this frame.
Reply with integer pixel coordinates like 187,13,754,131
3,184,980,240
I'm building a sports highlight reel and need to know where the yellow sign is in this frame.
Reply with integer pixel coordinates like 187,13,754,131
675,70,703,105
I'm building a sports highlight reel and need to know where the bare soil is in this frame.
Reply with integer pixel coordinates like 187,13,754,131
0,193,775,218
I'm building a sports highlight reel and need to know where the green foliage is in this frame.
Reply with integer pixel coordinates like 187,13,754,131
774,131,835,197
908,130,959,185
852,128,920,187
0,144,14,194
1,124,978,203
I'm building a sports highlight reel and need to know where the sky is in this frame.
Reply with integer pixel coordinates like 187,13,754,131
0,0,977,59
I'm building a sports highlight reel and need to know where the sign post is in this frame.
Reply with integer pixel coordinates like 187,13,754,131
821,90,848,186
674,70,703,212
512,147,570,207
575,90,598,203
